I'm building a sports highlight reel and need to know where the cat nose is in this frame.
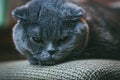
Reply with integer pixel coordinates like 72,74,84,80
47,42,56,54
47,49,56,55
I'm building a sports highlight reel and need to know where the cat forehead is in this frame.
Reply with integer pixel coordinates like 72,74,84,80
16,0,84,23
28,24,72,32
27,23,74,37
33,1,66,16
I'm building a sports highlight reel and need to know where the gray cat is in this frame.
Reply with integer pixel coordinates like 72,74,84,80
12,0,120,65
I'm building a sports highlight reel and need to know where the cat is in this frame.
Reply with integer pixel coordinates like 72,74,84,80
12,0,120,65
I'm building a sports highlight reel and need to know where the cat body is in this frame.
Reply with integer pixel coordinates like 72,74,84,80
12,0,120,65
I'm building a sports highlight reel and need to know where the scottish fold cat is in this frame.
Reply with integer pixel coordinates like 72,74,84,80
12,0,120,65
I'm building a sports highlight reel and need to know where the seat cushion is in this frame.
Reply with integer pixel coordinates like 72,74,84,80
0,59,120,80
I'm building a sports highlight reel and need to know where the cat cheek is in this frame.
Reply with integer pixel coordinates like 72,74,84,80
52,54,63,60
52,52,69,61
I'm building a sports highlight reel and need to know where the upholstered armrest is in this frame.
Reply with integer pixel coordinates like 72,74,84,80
0,60,120,80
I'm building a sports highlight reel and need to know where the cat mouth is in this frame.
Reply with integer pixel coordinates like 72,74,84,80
35,57,61,65
33,52,69,65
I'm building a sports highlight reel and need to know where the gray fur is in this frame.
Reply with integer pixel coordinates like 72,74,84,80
12,0,86,65
12,0,120,65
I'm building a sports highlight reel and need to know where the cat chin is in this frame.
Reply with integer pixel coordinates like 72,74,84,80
36,53,69,65
52,52,69,61
40,60,58,66
52,55,64,61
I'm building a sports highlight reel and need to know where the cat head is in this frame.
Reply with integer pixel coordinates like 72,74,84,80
12,0,88,65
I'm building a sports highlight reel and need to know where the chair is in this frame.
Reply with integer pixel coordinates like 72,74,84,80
0,59,120,80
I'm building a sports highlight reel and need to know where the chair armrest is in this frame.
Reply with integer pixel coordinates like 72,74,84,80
0,59,120,80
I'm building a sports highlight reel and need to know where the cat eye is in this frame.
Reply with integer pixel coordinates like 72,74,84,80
60,37,68,41
57,36,69,44
32,37,44,43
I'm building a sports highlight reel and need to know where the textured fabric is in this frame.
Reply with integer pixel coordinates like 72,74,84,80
0,60,120,80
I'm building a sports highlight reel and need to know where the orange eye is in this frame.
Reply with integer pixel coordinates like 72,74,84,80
59,36,68,42
32,37,44,43
57,36,69,45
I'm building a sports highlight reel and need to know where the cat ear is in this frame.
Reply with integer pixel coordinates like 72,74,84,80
64,3,86,21
12,6,29,20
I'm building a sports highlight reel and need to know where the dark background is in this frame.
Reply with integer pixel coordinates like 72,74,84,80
0,0,29,62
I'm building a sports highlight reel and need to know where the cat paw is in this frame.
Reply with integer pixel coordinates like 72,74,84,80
28,55,39,65
29,60,39,65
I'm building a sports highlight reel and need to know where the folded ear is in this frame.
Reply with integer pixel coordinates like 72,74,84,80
12,6,29,20
64,3,86,21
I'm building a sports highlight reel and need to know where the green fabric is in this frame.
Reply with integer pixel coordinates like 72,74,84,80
0,0,7,27
0,60,120,80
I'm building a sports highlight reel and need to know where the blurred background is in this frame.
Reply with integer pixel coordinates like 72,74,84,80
0,0,119,62
0,0,29,62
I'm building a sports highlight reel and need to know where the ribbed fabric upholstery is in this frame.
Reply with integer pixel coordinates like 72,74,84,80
0,60,120,80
